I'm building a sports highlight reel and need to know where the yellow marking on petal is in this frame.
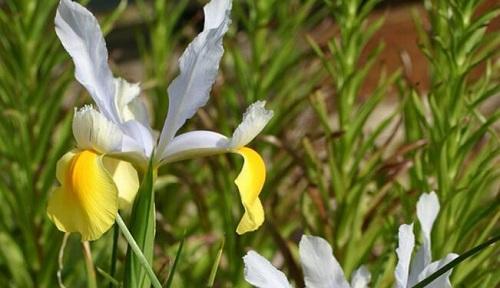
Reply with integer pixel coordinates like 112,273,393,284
47,150,118,241
102,157,139,210
234,147,266,234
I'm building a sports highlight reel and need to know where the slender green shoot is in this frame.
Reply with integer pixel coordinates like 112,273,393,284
116,214,162,288
412,235,500,288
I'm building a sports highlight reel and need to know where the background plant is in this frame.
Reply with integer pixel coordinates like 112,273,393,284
0,0,76,286
305,0,403,286
403,0,500,286
0,0,498,287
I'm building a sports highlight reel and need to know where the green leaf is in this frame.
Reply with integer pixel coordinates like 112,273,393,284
96,267,120,287
0,232,33,287
164,235,185,288
124,158,157,288
412,235,500,288
117,214,161,288
207,237,225,287
100,0,128,35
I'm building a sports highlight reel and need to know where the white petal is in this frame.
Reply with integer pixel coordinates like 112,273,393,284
229,101,273,149
243,251,291,288
417,192,440,260
157,0,232,156
299,235,350,288
394,224,415,288
408,192,440,286
119,121,155,157
408,246,426,287
72,106,122,153
55,0,118,122
109,150,149,169
114,78,150,126
157,101,272,164
351,266,371,288
159,130,229,164
417,253,458,288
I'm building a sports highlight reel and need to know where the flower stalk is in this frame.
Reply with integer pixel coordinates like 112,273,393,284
82,241,97,288
116,214,162,288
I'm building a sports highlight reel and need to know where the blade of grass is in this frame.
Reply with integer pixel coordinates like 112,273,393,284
108,224,119,288
412,235,500,288
96,267,120,287
164,234,185,288
116,214,162,288
207,237,225,287
123,157,157,288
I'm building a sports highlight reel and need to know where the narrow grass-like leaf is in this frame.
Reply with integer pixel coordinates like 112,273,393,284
412,235,500,288
124,157,157,288
207,237,225,287
117,214,161,288
96,267,120,287
100,0,128,35
165,235,185,288
108,224,119,288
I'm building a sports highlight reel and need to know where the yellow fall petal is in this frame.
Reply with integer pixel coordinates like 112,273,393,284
47,149,118,241
102,157,139,210
234,147,266,234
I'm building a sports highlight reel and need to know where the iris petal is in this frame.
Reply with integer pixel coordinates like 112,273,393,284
47,150,118,241
102,157,139,210
243,251,292,288
234,147,266,234
299,235,350,288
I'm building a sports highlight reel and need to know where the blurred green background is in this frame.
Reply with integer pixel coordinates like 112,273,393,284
0,0,498,287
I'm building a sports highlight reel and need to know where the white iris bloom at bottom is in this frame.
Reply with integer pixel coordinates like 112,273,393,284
243,192,458,288
243,235,371,288
395,192,458,288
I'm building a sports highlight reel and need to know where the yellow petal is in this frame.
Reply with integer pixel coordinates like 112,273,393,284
102,157,139,210
234,147,266,234
47,150,118,241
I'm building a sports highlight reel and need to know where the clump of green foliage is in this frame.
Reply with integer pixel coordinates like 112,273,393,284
0,0,497,287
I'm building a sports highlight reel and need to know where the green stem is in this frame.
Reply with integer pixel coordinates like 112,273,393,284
57,233,70,288
109,223,119,288
82,241,97,288
116,214,162,288
412,235,500,288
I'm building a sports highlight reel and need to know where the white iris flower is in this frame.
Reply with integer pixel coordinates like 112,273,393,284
47,0,273,241
243,192,458,288
243,235,371,288
395,192,458,288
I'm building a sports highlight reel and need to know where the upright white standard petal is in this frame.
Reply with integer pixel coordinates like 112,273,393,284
243,251,291,288
394,224,415,288
229,101,274,149
114,78,149,126
55,0,117,122
73,106,123,153
409,192,440,285
417,254,458,288
157,0,232,156
120,121,155,157
299,235,350,288
416,192,439,260
351,266,371,288
112,79,155,157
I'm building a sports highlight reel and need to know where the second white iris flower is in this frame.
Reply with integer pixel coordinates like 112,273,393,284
243,192,458,288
